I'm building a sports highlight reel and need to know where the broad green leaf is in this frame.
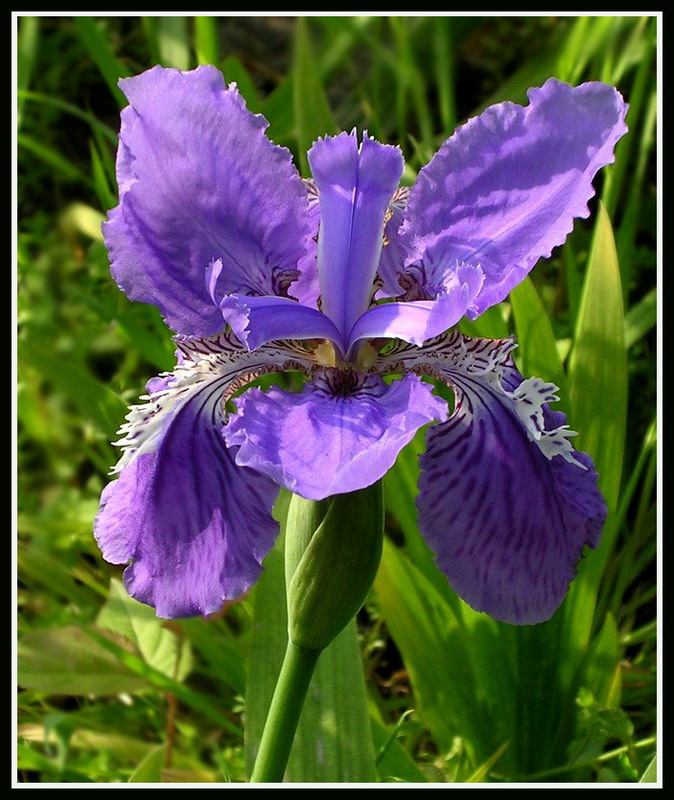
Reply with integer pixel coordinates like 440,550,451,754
18,626,147,696
569,201,626,516
510,276,568,410
292,17,338,175
566,201,626,654
375,540,487,762
194,16,219,66
73,17,130,107
97,579,193,681
128,745,166,783
157,16,191,70
19,338,127,438
289,624,377,782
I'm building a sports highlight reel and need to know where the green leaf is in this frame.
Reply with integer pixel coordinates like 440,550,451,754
18,626,148,696
17,16,40,127
466,741,509,783
624,288,656,349
292,17,338,175
639,755,657,783
72,17,130,107
371,715,428,783
18,133,95,188
565,201,627,654
375,540,488,762
157,16,191,70
510,276,568,410
19,338,127,438
569,200,626,516
221,55,261,113
128,745,166,783
97,579,193,681
194,16,219,65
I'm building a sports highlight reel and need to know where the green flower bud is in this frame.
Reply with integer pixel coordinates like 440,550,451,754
285,482,384,651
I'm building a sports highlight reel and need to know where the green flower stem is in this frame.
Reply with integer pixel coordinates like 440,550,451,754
249,640,321,783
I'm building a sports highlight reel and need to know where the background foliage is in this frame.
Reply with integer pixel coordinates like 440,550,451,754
17,14,658,784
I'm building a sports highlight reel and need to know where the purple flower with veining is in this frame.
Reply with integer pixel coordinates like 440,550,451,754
95,66,627,624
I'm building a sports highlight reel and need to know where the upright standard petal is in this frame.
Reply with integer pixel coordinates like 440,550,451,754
397,79,628,316
223,370,447,501
104,65,314,337
308,131,404,340
94,334,317,617
377,332,606,625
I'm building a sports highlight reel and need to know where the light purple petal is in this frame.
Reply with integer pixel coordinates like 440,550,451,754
94,334,317,617
399,79,628,316
224,371,447,501
308,131,404,339
288,179,321,308
347,263,484,350
377,332,606,625
104,65,313,336
219,292,346,353
376,187,411,298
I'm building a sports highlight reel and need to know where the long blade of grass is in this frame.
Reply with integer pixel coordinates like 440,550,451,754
566,201,627,645
18,133,95,188
292,17,338,175
194,16,219,66
157,16,191,70
72,16,130,107
17,90,118,144
17,16,40,128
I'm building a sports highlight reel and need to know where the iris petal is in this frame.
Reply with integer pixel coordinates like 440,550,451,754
104,65,314,336
94,334,317,617
224,371,447,501
308,131,404,340
398,79,628,317
376,331,606,624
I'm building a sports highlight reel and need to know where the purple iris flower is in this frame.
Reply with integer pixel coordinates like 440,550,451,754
95,66,627,625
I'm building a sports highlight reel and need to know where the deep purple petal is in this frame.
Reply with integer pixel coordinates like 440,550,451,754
94,334,317,617
308,132,404,339
104,65,313,336
377,332,606,625
399,79,628,315
347,263,484,350
224,371,447,501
